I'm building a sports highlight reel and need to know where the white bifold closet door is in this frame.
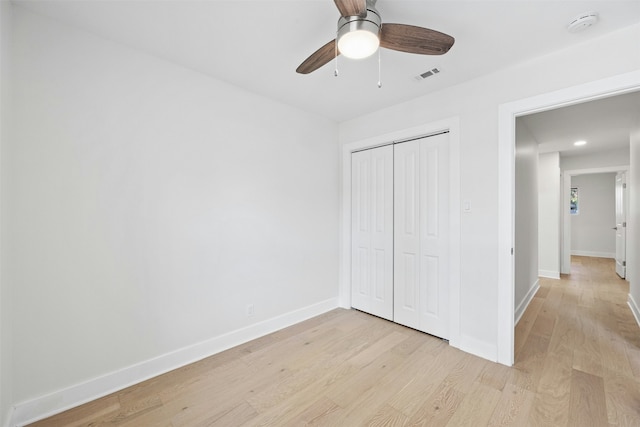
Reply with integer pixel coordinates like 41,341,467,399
394,133,450,339
351,145,394,321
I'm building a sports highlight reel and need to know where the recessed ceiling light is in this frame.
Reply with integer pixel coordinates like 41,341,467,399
574,140,587,146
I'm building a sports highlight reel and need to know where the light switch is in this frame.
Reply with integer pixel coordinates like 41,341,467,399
463,201,471,212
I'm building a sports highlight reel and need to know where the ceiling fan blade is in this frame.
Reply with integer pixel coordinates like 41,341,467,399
333,0,367,17
296,39,338,74
380,23,454,55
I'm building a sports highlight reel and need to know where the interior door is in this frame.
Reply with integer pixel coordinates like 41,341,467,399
351,145,394,320
615,171,626,279
394,133,450,338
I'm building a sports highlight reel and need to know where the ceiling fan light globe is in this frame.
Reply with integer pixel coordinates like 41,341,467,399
338,30,380,59
336,6,382,60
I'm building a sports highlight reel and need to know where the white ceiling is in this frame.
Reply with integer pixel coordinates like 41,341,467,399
11,0,640,157
520,91,640,158
13,0,640,123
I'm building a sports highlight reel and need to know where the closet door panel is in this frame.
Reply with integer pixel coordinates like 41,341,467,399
394,133,450,338
352,152,370,303
351,145,393,320
418,135,450,338
393,141,420,328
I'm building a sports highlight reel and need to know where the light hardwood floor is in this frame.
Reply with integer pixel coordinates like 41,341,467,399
30,256,640,426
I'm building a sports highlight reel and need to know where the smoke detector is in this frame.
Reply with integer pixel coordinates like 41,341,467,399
567,12,598,33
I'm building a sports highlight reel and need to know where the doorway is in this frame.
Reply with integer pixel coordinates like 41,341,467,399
561,168,628,276
498,70,640,366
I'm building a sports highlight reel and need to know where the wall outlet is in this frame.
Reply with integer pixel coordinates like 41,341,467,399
246,304,255,317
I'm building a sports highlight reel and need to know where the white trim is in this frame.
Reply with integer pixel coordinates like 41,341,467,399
570,250,615,259
498,70,640,367
562,166,629,273
457,334,498,362
538,270,560,280
9,298,338,427
498,103,516,366
339,117,461,349
628,293,640,328
515,279,540,325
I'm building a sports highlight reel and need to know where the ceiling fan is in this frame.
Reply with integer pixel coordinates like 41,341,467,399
296,0,455,74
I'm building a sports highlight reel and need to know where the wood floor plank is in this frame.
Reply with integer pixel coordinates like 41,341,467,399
597,326,635,378
244,363,357,426
572,307,604,377
486,383,535,427
190,401,257,427
280,396,342,426
325,341,410,409
511,333,550,392
530,311,556,339
325,338,439,425
364,404,410,427
477,360,512,392
515,297,544,357
528,348,572,427
568,368,608,427
625,344,640,380
28,394,121,427
243,327,355,413
387,344,463,417
438,351,488,394
443,382,502,427
603,369,640,426
538,347,573,398
405,381,466,427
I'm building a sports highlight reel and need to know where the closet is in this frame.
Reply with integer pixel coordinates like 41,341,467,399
351,132,450,339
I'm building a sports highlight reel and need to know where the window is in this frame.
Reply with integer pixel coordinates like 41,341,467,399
570,187,579,214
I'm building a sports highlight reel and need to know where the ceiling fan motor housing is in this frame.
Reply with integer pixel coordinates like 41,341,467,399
337,5,381,37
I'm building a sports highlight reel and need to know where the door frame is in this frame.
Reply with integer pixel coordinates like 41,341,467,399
339,117,461,349
561,167,629,275
615,171,628,278
498,70,640,366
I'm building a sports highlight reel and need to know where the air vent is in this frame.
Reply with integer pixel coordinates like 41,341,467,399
415,67,441,81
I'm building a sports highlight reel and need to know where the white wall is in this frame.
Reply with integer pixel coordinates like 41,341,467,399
629,116,640,325
514,122,539,322
0,1,12,426
570,173,616,258
7,7,339,424
340,23,640,360
561,147,629,170
538,152,560,278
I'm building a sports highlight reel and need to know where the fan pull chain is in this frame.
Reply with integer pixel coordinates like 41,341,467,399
334,38,339,77
377,48,382,88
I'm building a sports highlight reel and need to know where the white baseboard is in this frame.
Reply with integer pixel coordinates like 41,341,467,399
571,250,615,259
10,298,339,427
515,279,540,325
458,334,498,363
538,270,560,279
629,294,640,329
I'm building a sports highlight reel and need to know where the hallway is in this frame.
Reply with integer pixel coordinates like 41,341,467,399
515,256,640,426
